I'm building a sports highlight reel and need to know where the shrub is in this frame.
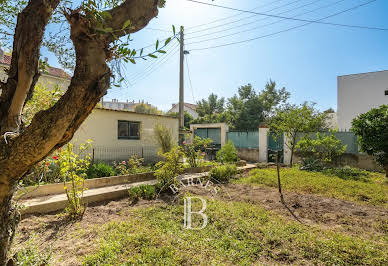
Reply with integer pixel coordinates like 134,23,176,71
86,162,115,178
154,123,174,153
323,167,370,182
216,140,239,164
351,105,388,178
183,136,212,168
154,146,185,192
128,185,157,204
55,141,92,218
209,164,237,183
113,155,144,175
296,132,346,167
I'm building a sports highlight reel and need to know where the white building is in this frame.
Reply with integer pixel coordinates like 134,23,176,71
337,70,388,130
169,102,199,119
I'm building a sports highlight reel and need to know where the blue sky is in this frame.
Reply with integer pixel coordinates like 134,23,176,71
44,0,388,112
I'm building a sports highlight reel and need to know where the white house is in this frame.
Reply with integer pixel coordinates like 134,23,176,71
71,107,179,162
169,102,199,119
337,70,388,130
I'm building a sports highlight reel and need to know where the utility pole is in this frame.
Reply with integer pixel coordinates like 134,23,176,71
179,26,185,130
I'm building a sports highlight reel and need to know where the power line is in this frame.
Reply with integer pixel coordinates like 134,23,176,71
188,0,385,51
144,27,172,33
186,0,287,30
129,44,180,85
186,0,327,41
128,41,179,80
186,0,346,45
185,55,196,103
186,0,387,31
186,0,305,35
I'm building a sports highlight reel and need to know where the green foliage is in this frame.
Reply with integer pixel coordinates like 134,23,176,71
87,162,115,179
15,234,52,266
153,123,174,153
209,164,237,183
323,167,370,182
196,93,225,117
154,146,185,192
216,140,239,163
167,111,193,129
183,136,212,168
269,102,328,166
259,79,290,117
113,155,144,175
351,105,388,175
227,84,265,130
134,102,162,115
83,200,388,265
128,185,157,204
192,82,290,130
296,132,346,166
239,168,388,206
22,84,63,126
55,141,92,218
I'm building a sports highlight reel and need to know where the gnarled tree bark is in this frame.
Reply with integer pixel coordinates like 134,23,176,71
0,0,159,264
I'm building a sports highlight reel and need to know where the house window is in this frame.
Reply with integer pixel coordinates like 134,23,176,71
118,120,140,139
385,89,388,96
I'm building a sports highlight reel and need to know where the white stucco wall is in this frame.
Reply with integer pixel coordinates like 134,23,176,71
337,70,388,130
72,108,179,148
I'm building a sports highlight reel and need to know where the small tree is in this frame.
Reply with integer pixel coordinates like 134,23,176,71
269,103,328,167
216,140,239,164
183,136,212,168
153,123,174,153
351,105,388,177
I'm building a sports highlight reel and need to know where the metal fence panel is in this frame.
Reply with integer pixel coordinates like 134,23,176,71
227,131,259,148
73,145,160,164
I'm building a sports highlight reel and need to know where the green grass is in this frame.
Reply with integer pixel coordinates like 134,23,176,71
237,167,388,206
83,199,388,265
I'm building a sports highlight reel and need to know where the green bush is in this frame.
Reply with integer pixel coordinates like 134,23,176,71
216,140,239,164
209,164,237,183
323,167,370,182
128,185,157,204
86,162,116,179
183,136,212,167
296,132,346,166
154,146,185,192
351,105,388,178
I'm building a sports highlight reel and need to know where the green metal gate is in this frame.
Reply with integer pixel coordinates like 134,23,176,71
194,128,222,147
268,132,284,163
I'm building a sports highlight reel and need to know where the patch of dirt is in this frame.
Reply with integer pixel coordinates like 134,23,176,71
14,182,388,265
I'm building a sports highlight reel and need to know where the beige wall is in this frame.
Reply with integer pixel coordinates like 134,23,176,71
72,108,179,148
0,64,70,93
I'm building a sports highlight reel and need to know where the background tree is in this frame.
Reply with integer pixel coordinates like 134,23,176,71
227,84,264,130
269,103,328,167
196,93,225,117
351,105,388,177
134,102,162,115
0,0,164,263
168,111,193,129
259,79,290,118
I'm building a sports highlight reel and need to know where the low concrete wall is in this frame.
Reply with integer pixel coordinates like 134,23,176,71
337,153,383,172
294,153,383,172
17,165,225,200
237,148,259,162
17,172,155,200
